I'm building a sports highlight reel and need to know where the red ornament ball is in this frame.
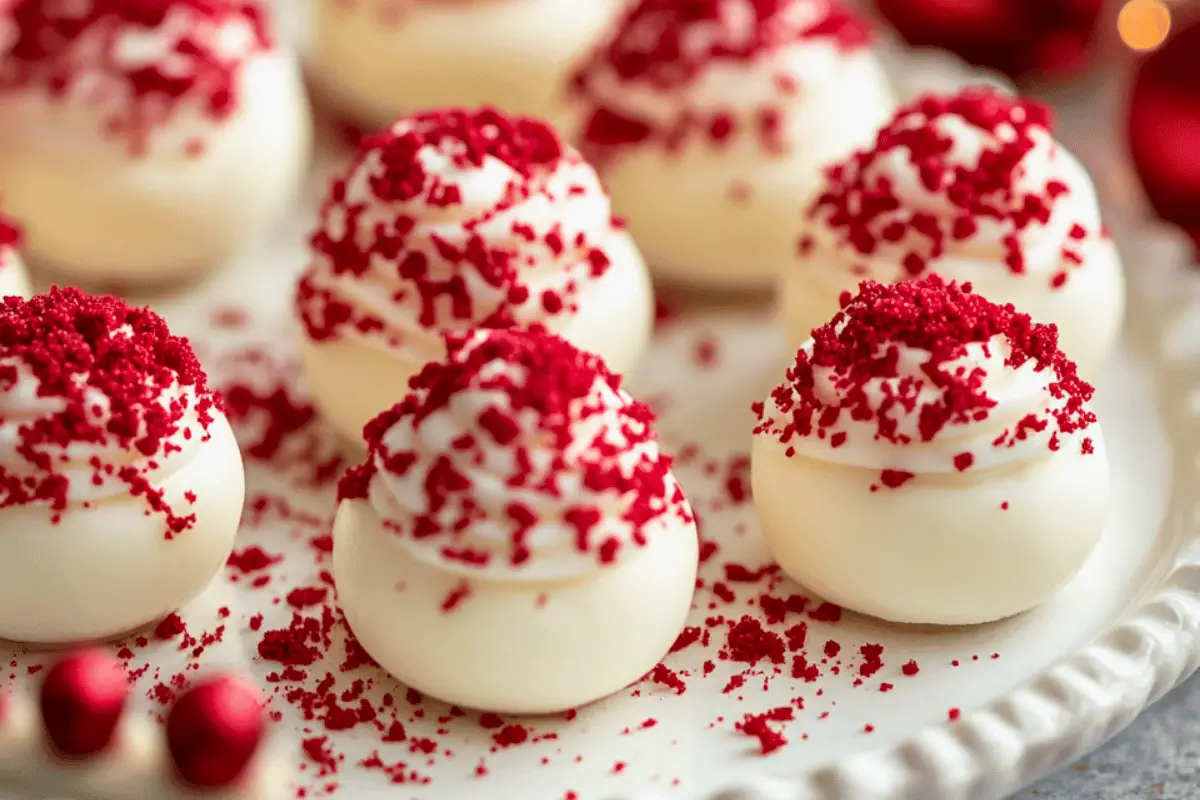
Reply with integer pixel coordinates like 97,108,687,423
1128,14,1200,250
166,675,264,788
873,0,1105,79
39,650,128,757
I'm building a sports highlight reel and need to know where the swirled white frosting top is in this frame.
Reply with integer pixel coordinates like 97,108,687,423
569,0,881,160
798,87,1105,290
754,275,1099,485
0,287,217,534
0,0,277,154
297,107,625,359
337,328,694,582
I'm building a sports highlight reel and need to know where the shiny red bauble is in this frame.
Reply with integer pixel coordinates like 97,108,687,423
873,0,1105,79
1128,14,1200,250
39,650,128,757
166,675,264,788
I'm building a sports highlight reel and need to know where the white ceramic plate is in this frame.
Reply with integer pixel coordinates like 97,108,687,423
5,14,1200,800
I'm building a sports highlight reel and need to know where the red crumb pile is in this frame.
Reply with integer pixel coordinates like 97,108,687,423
0,0,273,152
752,275,1096,482
0,287,216,534
805,87,1093,288
571,0,872,157
338,328,691,569
297,106,615,344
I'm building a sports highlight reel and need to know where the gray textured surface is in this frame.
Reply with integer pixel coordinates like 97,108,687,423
1017,671,1200,799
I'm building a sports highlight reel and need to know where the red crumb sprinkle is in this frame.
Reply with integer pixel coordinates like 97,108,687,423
901,659,920,676
807,87,1095,287
753,275,1096,485
948,707,961,721
338,328,692,571
226,547,282,574
571,0,873,159
724,616,786,665
735,706,794,754
297,106,618,345
0,0,273,154
650,663,686,695
0,287,217,534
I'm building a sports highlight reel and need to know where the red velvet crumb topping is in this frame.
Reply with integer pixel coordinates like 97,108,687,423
753,275,1096,480
0,287,217,534
571,0,873,158
297,106,616,345
0,0,274,153
338,328,690,569
806,87,1095,288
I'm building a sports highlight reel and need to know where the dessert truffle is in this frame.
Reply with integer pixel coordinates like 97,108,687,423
308,0,625,131
569,0,896,289
752,276,1109,625
333,328,699,713
0,0,312,285
785,87,1125,376
0,288,246,645
0,216,30,299
297,106,653,445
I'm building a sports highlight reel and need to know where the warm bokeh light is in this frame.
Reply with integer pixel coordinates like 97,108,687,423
1119,0,1173,50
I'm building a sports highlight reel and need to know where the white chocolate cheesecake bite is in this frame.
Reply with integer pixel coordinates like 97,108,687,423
0,288,246,645
752,275,1109,625
785,87,1124,375
569,0,896,289
333,328,699,713
0,0,312,285
297,106,653,445
308,0,625,131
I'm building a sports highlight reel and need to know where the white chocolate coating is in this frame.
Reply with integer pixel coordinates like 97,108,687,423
300,232,652,445
572,0,896,289
751,427,1109,625
783,96,1125,377
0,51,312,285
333,494,698,713
309,0,625,131
0,413,245,645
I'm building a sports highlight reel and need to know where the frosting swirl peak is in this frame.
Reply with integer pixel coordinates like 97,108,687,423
753,275,1097,482
297,107,619,352
803,87,1103,289
0,287,217,533
338,328,692,581
571,0,875,157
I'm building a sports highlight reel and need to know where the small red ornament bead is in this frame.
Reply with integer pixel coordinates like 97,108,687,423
872,0,1104,80
1128,14,1200,253
166,675,264,789
39,650,128,757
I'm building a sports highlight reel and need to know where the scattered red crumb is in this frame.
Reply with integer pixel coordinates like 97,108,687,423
948,707,961,722
735,707,795,754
